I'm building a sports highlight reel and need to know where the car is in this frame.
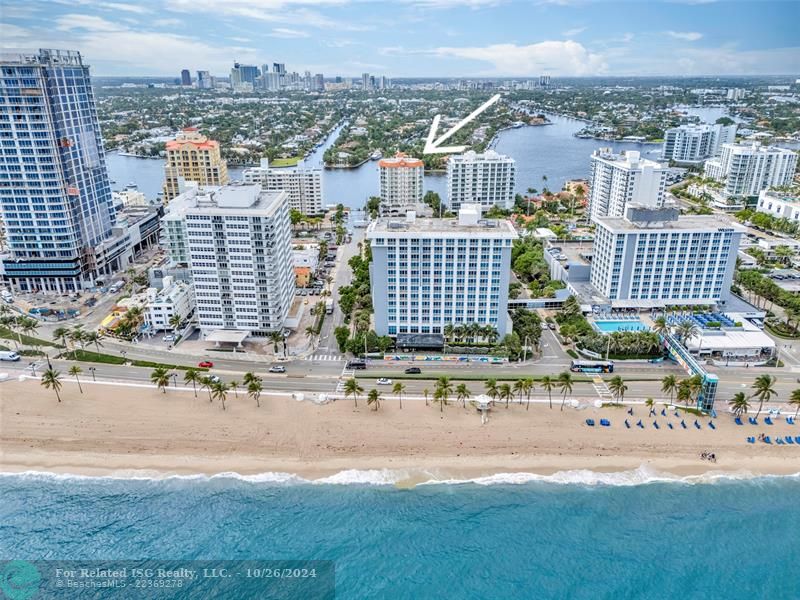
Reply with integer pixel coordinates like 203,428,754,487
404,367,421,374
198,361,214,368
376,378,392,385
346,360,367,370
163,334,176,342
548,323,557,330
209,375,221,384
269,365,286,373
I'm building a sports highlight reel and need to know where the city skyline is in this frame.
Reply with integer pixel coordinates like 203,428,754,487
1,1,798,78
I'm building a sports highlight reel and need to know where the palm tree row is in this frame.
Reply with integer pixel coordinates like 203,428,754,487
442,322,499,345
52,324,103,353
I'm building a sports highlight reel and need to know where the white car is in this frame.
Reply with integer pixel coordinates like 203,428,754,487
163,334,176,342
376,378,392,385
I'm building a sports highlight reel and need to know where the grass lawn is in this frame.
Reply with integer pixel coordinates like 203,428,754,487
61,349,207,372
271,156,301,167
0,326,61,348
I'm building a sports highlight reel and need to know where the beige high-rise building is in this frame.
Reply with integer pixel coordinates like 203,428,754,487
162,127,229,201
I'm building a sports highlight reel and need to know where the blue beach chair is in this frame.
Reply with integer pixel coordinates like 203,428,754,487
661,409,666,417
694,420,701,430
776,438,785,445
709,421,716,430
795,437,800,444
668,423,674,429
747,437,755,444
735,417,743,426
585,419,595,427
680,420,687,429
749,417,758,425
765,417,773,425
600,419,611,427
787,417,795,425
637,420,644,429
764,436,772,444
653,421,659,429
786,437,794,444
625,419,631,429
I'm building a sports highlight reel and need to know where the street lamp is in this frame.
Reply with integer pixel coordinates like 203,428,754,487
89,367,96,381
29,362,37,377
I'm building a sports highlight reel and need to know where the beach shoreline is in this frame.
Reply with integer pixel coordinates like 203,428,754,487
2,379,797,483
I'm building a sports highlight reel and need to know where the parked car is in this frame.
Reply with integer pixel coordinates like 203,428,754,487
198,361,214,368
548,323,557,330
269,365,286,373
404,367,421,374
376,378,392,385
163,334,176,342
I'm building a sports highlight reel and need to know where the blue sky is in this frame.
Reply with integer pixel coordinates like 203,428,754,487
2,0,798,77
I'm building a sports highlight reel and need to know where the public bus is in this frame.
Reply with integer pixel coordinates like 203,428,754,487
570,359,614,373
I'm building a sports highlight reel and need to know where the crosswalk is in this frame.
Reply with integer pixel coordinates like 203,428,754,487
305,353,345,362
592,375,615,403
336,366,355,393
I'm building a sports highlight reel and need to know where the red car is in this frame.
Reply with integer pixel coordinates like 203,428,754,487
198,361,214,368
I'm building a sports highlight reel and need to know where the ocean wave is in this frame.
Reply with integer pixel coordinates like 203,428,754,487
2,466,799,488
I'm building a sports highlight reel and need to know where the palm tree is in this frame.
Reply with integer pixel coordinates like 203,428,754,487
557,371,574,411
392,382,406,409
20,317,39,347
268,331,283,354
83,331,103,353
484,378,499,403
675,320,700,345
229,380,240,398
523,377,535,410
513,379,526,407
443,323,455,343
52,326,70,348
677,379,692,406
423,387,430,406
789,389,800,418
343,377,363,407
498,383,513,409
200,376,213,402
728,392,750,418
168,313,182,332
661,374,678,406
243,372,259,387
305,326,316,341
69,365,83,394
686,375,703,407
645,398,654,413
367,388,381,411
184,368,201,397
750,374,777,418
608,375,627,404
432,387,447,412
211,380,229,410
41,368,63,402
436,376,453,407
456,383,470,408
151,367,170,394
248,379,264,407
540,375,555,410
652,316,669,338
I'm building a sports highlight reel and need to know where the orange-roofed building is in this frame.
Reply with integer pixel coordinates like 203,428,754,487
294,266,312,288
163,128,229,201
378,152,424,215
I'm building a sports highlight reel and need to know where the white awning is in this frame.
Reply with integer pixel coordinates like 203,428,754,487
205,330,250,344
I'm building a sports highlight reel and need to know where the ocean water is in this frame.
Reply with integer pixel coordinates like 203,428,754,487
2,470,799,599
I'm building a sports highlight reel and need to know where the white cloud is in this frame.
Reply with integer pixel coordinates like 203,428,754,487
401,0,503,7
562,26,586,37
152,18,182,27
56,14,125,32
433,40,607,76
666,31,703,41
268,28,310,38
99,2,151,13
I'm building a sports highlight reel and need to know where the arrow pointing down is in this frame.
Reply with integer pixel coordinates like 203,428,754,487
423,94,502,155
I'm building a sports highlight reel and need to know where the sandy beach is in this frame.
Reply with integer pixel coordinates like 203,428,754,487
1,378,798,481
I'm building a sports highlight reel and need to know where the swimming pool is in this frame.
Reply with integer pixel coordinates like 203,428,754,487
593,319,649,333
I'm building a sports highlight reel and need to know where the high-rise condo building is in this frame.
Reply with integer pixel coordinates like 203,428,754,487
163,127,229,201
662,123,737,165
446,150,516,212
588,149,667,220
704,143,798,198
378,153,424,216
196,70,212,89
0,49,117,292
180,69,191,86
230,63,259,85
314,74,324,92
242,158,324,215
367,205,518,337
590,206,741,306
362,72,371,91
162,184,294,338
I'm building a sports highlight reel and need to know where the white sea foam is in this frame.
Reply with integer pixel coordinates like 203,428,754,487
2,467,798,487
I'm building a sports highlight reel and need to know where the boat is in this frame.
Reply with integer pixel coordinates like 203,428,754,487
370,150,383,160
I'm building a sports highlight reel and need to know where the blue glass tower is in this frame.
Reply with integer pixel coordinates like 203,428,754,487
0,49,115,292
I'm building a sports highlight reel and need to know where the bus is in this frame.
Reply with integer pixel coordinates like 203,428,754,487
570,359,614,373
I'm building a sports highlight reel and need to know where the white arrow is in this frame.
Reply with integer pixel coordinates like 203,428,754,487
423,94,502,155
